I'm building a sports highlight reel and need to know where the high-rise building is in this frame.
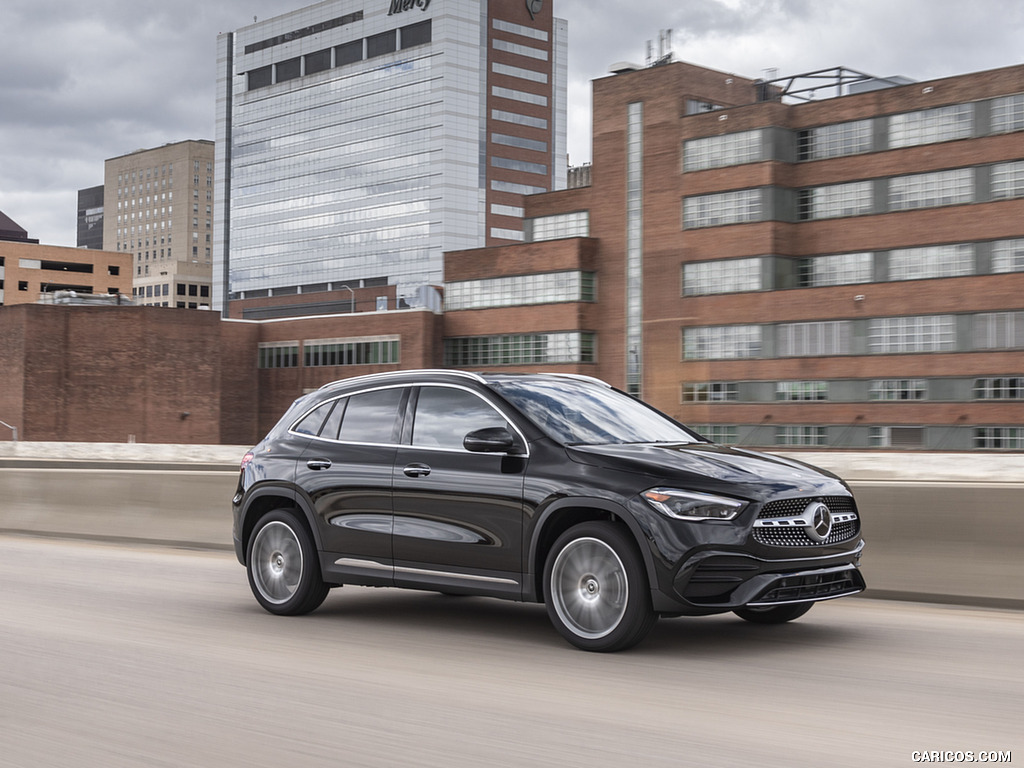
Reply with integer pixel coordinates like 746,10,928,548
103,140,216,308
214,0,567,317
76,186,104,250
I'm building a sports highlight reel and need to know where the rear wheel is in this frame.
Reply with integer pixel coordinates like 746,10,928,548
734,602,813,624
543,521,656,652
247,509,329,616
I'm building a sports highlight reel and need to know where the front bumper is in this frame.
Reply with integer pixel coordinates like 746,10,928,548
658,541,865,613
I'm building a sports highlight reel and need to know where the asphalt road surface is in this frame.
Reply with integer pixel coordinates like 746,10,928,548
0,535,1019,768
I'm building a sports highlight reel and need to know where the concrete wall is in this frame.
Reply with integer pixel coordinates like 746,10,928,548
0,444,1021,609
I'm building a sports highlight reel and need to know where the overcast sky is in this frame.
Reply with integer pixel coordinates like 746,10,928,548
1,0,1021,247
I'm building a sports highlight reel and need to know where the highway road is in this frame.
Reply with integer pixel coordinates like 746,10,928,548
0,534,1019,768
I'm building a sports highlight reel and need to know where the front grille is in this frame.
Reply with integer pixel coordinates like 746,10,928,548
750,566,865,604
753,495,860,547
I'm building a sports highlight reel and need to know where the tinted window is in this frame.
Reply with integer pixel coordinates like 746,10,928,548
413,387,508,450
400,20,431,49
318,398,346,440
338,388,404,444
305,48,332,75
335,39,363,65
293,401,334,436
276,57,301,82
490,379,701,446
247,65,272,90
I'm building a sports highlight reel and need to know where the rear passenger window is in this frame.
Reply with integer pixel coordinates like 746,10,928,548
292,402,334,436
338,388,404,444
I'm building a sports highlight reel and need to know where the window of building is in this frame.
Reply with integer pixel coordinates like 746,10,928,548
682,130,762,172
798,181,873,220
275,57,301,82
492,38,548,61
683,257,762,295
888,168,973,210
412,387,508,451
871,426,926,448
366,30,396,58
991,161,1024,200
304,337,400,367
682,382,739,402
446,271,595,311
973,427,1024,450
492,18,549,41
798,252,873,287
492,109,548,130
690,425,737,443
527,211,589,242
973,377,1024,400
492,62,548,84
776,381,829,401
868,315,957,353
775,426,828,446
889,104,973,147
685,100,725,115
490,203,524,218
991,239,1024,273
491,86,547,107
444,332,596,366
777,321,852,357
258,343,299,369
492,133,548,152
247,66,272,90
889,244,974,281
992,93,1024,134
797,120,872,160
973,311,1024,349
491,156,547,175
490,228,524,241
869,379,928,400
683,325,762,360
400,19,431,49
304,49,332,75
683,189,762,229
490,180,547,195
335,39,363,66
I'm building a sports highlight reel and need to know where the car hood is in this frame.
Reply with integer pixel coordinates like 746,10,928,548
566,442,849,500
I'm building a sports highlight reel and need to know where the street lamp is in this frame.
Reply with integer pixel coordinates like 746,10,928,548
0,419,18,442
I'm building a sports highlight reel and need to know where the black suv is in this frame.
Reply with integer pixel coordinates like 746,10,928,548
233,370,865,651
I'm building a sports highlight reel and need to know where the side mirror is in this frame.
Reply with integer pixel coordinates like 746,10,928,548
463,427,520,454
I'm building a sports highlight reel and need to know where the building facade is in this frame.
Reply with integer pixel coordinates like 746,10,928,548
102,140,216,308
443,59,1024,451
0,240,131,308
214,0,567,317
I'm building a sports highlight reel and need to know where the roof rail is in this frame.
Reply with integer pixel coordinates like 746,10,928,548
317,368,487,390
541,372,612,388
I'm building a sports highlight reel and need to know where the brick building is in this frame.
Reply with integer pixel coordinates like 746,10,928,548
0,239,131,308
443,59,1024,451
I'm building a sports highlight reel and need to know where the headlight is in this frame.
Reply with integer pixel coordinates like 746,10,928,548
641,488,748,521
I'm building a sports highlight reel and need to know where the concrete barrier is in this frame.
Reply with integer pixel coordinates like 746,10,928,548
0,443,1021,608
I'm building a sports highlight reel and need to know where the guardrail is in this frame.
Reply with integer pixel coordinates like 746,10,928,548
0,444,1021,608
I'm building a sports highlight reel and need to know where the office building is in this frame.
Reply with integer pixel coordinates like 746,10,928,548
214,0,567,317
103,140,216,308
442,59,1024,451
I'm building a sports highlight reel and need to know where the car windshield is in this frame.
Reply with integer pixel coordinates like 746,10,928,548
488,377,703,446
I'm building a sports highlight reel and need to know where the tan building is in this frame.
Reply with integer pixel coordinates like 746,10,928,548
0,240,131,307
103,140,215,308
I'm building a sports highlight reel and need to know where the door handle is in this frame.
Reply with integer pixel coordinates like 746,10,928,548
403,463,431,478
306,458,332,470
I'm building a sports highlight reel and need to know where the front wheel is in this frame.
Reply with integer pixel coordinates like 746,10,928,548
247,508,329,616
543,521,656,652
733,602,813,624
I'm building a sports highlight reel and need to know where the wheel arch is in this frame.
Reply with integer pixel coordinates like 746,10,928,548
525,497,657,602
240,484,323,563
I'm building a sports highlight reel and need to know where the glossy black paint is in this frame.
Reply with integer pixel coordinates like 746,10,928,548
232,370,865,616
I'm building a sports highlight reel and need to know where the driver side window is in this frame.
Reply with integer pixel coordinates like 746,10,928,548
412,387,508,450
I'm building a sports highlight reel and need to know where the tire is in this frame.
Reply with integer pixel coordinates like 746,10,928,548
733,602,813,624
543,521,656,652
247,508,329,616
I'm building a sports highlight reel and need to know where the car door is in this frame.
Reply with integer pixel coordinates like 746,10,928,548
391,384,528,597
295,385,407,587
